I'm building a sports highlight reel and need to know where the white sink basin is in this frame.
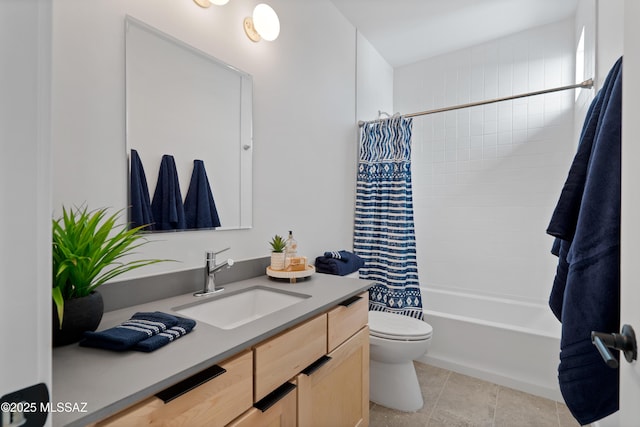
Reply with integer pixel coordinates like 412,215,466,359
174,287,309,330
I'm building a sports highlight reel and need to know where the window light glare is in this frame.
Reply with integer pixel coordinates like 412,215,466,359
575,27,585,100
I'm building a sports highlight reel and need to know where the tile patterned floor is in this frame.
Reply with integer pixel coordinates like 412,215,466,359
369,362,588,427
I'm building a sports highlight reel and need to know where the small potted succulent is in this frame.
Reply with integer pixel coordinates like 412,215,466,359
269,234,287,271
52,206,168,346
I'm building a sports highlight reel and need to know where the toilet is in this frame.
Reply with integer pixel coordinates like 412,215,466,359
368,310,433,412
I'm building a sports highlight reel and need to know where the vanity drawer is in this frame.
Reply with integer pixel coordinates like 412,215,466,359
253,313,327,402
94,350,253,427
297,326,369,427
327,292,368,352
227,382,297,427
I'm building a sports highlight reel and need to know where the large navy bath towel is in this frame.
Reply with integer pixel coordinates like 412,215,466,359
129,149,154,230
184,159,221,229
151,154,186,231
546,57,622,425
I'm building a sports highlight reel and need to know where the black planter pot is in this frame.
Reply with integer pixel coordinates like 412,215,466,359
52,291,104,347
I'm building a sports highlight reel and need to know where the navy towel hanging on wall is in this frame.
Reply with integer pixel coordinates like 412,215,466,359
184,159,221,229
151,154,186,231
129,149,154,230
546,57,622,425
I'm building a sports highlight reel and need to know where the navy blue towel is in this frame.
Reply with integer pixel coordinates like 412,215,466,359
184,159,221,229
80,312,179,352
151,155,186,231
315,250,365,276
129,149,154,231
546,57,622,425
324,251,344,259
133,316,196,352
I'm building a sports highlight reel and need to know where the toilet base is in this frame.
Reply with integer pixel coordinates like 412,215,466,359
369,359,424,412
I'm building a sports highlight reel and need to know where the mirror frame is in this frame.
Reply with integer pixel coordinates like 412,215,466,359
125,15,253,231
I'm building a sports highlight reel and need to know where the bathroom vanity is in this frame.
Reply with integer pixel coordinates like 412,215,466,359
52,274,370,427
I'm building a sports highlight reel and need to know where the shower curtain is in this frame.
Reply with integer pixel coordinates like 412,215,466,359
354,116,423,320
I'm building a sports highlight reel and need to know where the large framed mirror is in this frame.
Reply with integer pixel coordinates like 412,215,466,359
125,16,252,231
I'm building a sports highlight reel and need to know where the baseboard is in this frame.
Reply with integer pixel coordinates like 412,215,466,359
591,411,619,427
417,354,564,402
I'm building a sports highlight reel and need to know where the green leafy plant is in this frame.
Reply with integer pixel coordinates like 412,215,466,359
269,234,287,253
52,206,168,328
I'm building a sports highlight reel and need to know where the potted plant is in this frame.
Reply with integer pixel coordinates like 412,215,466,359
52,206,167,346
269,234,287,271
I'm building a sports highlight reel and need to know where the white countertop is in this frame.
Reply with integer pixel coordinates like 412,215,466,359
51,273,371,426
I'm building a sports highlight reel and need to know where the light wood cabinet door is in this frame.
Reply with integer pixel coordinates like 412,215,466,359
254,313,327,402
297,327,369,427
227,382,297,427
94,350,253,427
327,292,368,352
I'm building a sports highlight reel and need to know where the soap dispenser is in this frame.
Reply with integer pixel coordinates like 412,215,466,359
285,230,297,265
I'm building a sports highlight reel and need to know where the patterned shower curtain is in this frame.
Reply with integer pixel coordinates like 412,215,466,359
354,116,423,320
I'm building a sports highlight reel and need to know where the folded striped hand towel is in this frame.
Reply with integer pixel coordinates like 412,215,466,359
324,250,345,260
80,312,179,352
133,316,197,353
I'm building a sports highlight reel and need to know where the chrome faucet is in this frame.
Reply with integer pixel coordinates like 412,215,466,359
194,248,234,297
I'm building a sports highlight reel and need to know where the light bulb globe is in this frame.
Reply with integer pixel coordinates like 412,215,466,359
253,4,280,41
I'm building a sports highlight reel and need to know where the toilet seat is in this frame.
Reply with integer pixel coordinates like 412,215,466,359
369,310,433,341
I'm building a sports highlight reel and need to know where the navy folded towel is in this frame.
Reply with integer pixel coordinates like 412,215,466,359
315,250,365,276
133,316,196,353
324,251,344,259
80,312,179,352
184,159,221,229
151,154,186,231
129,149,155,231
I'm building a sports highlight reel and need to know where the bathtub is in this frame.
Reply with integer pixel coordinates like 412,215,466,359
417,286,563,401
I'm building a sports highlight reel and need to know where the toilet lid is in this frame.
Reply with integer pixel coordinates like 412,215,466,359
369,310,433,341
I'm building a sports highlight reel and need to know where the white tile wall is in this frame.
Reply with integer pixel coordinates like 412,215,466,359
395,19,579,304
574,0,596,145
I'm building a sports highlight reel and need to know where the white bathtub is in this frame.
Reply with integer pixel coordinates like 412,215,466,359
417,286,563,401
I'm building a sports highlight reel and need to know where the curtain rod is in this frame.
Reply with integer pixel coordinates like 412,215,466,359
358,78,594,127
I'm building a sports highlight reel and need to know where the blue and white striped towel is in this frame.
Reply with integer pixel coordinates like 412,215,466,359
80,312,179,352
134,316,196,352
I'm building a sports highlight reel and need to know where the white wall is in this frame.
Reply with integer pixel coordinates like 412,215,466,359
356,31,393,122
596,0,624,88
0,0,52,411
51,0,357,279
574,0,596,141
395,19,577,304
620,2,640,426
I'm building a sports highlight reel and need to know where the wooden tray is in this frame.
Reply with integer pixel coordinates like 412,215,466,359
266,265,315,283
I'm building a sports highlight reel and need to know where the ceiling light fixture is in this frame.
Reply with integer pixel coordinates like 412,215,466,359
243,3,280,42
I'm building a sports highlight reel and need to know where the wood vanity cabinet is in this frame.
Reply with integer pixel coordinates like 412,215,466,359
236,292,369,427
253,313,327,402
297,327,369,427
92,292,369,427
297,294,369,427
226,382,297,427
92,350,253,427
